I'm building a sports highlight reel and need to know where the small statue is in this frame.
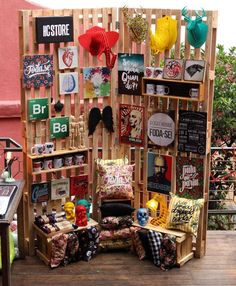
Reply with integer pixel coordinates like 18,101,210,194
64,201,75,223
78,114,86,148
75,205,88,227
69,116,79,149
76,199,91,220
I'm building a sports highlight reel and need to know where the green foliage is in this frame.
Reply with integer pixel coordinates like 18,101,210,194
212,45,236,147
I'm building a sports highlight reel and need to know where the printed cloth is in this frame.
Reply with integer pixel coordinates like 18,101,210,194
100,215,133,229
147,230,163,266
160,234,177,270
130,227,146,260
50,233,68,268
99,237,132,251
99,227,131,240
63,232,79,265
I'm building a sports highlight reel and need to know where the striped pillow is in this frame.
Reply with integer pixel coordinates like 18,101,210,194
166,193,204,236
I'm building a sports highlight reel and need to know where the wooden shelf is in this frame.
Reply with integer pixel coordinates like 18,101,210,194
142,77,204,101
32,164,88,175
28,148,88,160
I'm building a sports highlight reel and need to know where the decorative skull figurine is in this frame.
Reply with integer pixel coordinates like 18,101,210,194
137,208,149,226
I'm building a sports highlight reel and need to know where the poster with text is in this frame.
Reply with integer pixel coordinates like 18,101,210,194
23,54,53,88
83,67,111,99
118,53,144,95
178,110,207,155
119,104,145,146
147,152,172,195
148,111,175,147
176,157,204,199
31,182,50,203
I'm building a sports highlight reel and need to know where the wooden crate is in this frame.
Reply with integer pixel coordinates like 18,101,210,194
34,218,98,265
133,221,193,267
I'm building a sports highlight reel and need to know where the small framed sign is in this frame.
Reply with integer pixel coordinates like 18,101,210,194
163,58,183,80
59,72,78,94
23,54,53,88
184,60,205,82
51,178,70,200
31,182,50,203
58,46,78,69
70,175,88,197
28,98,49,121
35,16,74,43
50,116,70,139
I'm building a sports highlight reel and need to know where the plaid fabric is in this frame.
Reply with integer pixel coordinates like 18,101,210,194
147,230,163,266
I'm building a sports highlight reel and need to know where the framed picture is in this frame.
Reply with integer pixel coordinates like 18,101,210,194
147,152,172,195
119,104,145,146
59,72,78,94
51,178,70,200
70,175,88,197
163,58,183,80
58,46,78,69
31,182,50,203
184,59,205,82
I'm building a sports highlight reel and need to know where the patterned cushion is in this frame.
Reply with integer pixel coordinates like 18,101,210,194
100,216,133,229
99,238,132,251
100,203,135,217
99,228,131,240
166,193,204,236
130,227,146,260
147,230,163,266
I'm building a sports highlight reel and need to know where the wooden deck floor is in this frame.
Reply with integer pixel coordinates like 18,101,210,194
1,231,236,286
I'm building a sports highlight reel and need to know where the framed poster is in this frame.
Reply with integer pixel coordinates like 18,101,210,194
70,175,88,197
58,46,78,69
163,58,183,80
147,152,172,195
184,60,205,82
59,72,78,94
119,104,145,146
31,182,50,203
50,116,69,139
28,98,49,121
83,67,111,99
176,157,204,199
178,110,207,155
51,178,70,200
23,54,53,88
147,111,175,147
118,53,144,95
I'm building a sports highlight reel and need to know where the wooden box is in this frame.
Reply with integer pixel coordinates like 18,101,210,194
133,220,194,267
34,218,98,265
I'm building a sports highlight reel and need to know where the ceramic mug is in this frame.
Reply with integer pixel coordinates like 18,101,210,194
64,155,73,167
189,88,199,99
33,160,43,172
53,157,64,169
43,159,53,170
45,142,54,154
31,144,45,155
146,84,155,94
156,85,170,95
154,67,163,79
145,67,155,78
74,154,85,165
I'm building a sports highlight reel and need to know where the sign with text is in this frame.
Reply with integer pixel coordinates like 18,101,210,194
50,117,69,139
118,53,144,95
31,182,50,203
23,54,53,88
176,157,204,199
51,178,70,200
35,16,74,43
178,110,207,155
28,97,49,121
148,112,175,147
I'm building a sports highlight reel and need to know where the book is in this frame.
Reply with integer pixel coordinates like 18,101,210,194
0,184,17,217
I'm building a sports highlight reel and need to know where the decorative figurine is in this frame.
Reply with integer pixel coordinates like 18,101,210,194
75,205,88,227
64,201,75,223
78,114,86,148
76,199,91,220
137,208,149,226
69,116,79,150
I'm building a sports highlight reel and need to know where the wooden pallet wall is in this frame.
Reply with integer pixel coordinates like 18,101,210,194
19,7,217,257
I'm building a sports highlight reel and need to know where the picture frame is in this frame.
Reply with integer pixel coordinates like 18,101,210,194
163,58,184,80
51,178,70,200
59,72,78,94
184,59,205,82
58,46,78,69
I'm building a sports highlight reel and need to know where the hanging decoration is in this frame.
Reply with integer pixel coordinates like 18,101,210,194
182,7,208,48
149,16,177,55
122,6,149,44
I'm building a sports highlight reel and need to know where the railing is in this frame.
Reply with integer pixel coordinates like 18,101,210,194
208,146,236,230
0,137,23,180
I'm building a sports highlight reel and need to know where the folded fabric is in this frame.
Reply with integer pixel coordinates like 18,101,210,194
147,230,163,267
160,234,177,270
63,232,79,265
99,237,132,251
50,233,68,268
99,227,131,240
100,215,133,229
130,226,146,260
137,229,153,259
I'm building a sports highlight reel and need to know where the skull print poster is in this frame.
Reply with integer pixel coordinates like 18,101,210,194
176,157,204,199
119,104,145,146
